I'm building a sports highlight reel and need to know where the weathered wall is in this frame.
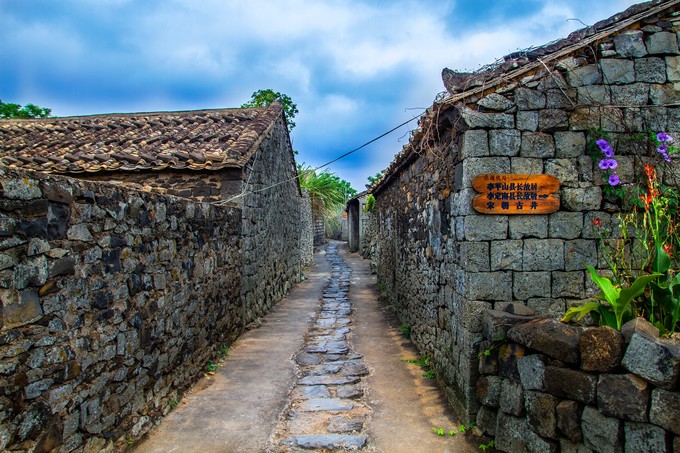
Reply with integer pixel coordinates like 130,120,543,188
241,117,302,322
370,13,680,424
299,191,314,269
0,167,242,452
477,308,680,452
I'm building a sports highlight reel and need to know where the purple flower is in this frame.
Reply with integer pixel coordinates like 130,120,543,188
657,144,667,154
599,158,618,170
657,132,673,143
663,153,672,162
609,174,620,186
596,139,610,149
602,147,615,157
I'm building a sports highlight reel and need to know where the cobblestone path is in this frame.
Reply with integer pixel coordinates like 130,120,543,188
273,242,370,450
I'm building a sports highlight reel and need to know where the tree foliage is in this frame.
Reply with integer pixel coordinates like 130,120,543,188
241,89,298,132
0,100,51,119
297,164,356,226
366,172,383,187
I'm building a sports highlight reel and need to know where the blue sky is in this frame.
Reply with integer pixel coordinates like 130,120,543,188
1,0,641,191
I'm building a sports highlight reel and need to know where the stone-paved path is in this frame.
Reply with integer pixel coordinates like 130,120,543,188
273,243,370,450
136,241,477,452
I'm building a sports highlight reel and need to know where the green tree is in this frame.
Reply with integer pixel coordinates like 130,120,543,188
366,172,383,187
241,89,298,132
0,100,51,119
297,164,357,228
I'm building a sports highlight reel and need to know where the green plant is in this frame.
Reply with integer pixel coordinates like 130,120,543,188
364,194,376,213
402,355,429,367
206,361,218,373
241,89,298,132
217,344,230,358
423,369,436,379
432,427,446,436
0,100,51,119
449,429,456,437
400,324,412,339
168,399,180,409
479,439,495,451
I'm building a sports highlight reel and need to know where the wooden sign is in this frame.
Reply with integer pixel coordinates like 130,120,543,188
472,174,560,214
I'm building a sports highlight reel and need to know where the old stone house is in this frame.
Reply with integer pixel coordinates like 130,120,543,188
368,0,680,449
0,103,308,450
346,191,370,253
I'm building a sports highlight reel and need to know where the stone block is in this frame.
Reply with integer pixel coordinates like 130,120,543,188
557,400,583,444
539,109,569,131
478,93,513,111
622,333,680,389
545,159,578,187
489,129,521,156
559,439,593,453
552,271,584,298
458,106,514,129
646,31,680,55
482,309,535,342
635,57,667,83
509,215,547,239
516,110,538,131
478,339,499,375
544,367,597,405
520,132,555,158
600,59,635,84
523,239,564,271
610,83,650,106
460,130,489,158
562,187,602,211
516,88,546,110
459,241,490,272
495,412,558,453
650,388,680,435
463,214,508,241
499,378,524,416
565,240,597,272
597,373,649,422
548,212,583,239
2,288,43,329
614,30,647,57
527,297,566,319
476,375,502,407
517,354,548,391
582,406,623,453
569,107,603,131
513,272,550,300
623,422,668,453
580,326,625,372
577,85,611,105
460,157,511,188
554,131,586,158
621,317,659,343
460,299,493,333
510,157,543,173
490,240,523,271
567,64,603,87
525,390,559,439
498,342,526,381
508,318,581,364
666,56,680,81
546,88,576,109
476,405,498,436
651,84,680,106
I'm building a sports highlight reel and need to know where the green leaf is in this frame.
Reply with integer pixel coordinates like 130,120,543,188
585,266,620,307
653,246,671,274
561,301,602,323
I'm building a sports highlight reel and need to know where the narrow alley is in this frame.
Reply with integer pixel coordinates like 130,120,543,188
135,243,477,452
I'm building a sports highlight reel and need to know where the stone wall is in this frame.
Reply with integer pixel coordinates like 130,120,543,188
477,308,680,452
0,167,242,452
299,191,314,269
241,116,303,322
370,11,680,424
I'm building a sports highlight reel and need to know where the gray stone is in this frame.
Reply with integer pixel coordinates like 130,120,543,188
476,405,498,436
478,93,514,111
622,333,680,389
525,391,559,439
582,406,623,453
1,178,41,200
459,241,490,272
610,83,650,106
27,238,50,257
460,130,489,158
508,318,581,364
517,111,539,131
495,412,558,452
498,343,526,381
521,132,555,158
548,212,583,239
458,106,514,129
557,400,583,444
562,187,602,211
298,375,361,386
511,157,543,173
499,378,524,416
635,57,667,83
600,59,635,84
327,416,364,433
2,288,43,329
624,422,668,453
516,88,546,110
666,56,680,81
513,272,550,300
577,85,611,105
555,131,586,158
651,84,680,106
517,354,548,391
646,31,680,55
476,375,502,407
283,434,367,449
336,385,363,399
523,239,564,271
539,109,569,131
650,388,680,435
621,317,659,343
565,240,597,272
597,373,649,422
489,129,521,156
463,215,508,241
509,215,548,239
292,385,331,400
544,367,596,405
546,88,576,109
460,157,511,188
559,439,593,453
491,240,523,271
614,30,648,57
580,326,625,372
552,271,584,298
504,303,535,316
466,272,511,301
568,64,603,87
299,398,353,412
67,224,94,241
483,309,536,342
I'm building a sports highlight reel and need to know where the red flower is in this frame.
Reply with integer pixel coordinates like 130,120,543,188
663,243,673,257
592,218,602,228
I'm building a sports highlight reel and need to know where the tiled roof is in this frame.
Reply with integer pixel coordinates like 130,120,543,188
0,103,283,174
